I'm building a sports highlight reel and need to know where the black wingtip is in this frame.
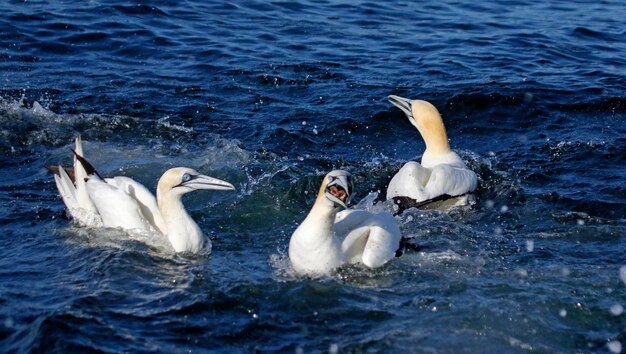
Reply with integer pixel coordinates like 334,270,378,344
45,165,60,176
392,194,462,215
70,148,103,180
395,237,423,257
45,165,77,182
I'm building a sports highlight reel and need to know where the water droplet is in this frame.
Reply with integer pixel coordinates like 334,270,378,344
485,200,495,209
526,240,534,252
559,309,567,317
329,344,339,354
620,266,626,285
302,121,307,126
610,304,623,316
500,205,509,213
4,318,13,328
577,219,585,226
494,227,503,235
516,269,528,278
523,92,533,102
561,267,571,277
252,313,258,319
475,256,486,267
488,151,496,157
607,341,622,354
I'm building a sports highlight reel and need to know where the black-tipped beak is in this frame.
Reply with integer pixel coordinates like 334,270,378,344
388,95,413,118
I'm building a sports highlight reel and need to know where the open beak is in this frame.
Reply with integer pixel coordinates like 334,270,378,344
388,95,416,125
325,174,353,209
184,175,235,191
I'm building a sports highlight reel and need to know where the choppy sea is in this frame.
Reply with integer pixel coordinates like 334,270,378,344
1,0,625,352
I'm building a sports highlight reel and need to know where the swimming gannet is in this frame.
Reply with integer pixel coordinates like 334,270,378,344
386,95,477,211
289,170,402,275
48,137,234,253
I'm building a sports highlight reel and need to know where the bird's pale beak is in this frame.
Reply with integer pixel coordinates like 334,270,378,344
185,175,235,191
325,175,353,209
388,95,416,125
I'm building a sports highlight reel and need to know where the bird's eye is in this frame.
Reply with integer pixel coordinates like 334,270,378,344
182,173,192,183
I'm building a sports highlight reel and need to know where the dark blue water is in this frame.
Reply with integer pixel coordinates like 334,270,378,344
1,0,625,352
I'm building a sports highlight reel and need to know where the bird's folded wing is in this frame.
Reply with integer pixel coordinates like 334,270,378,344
73,136,99,214
338,211,402,268
341,226,370,264
386,161,431,201
361,213,402,268
334,209,372,236
86,179,152,231
425,165,477,197
54,166,80,218
108,176,167,235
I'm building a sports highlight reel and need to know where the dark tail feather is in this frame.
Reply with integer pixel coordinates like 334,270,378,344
392,194,464,215
45,165,76,182
395,237,423,257
71,149,104,180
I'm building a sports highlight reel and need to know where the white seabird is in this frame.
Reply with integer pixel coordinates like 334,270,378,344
289,170,402,275
386,95,478,211
48,137,235,253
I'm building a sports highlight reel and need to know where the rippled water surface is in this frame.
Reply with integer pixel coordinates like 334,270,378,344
1,0,625,352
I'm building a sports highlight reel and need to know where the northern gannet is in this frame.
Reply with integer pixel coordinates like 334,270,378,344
386,95,478,212
48,137,235,253
289,170,402,275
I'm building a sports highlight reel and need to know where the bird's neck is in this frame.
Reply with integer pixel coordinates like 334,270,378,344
301,195,338,236
158,193,186,222
415,113,451,156
157,192,204,253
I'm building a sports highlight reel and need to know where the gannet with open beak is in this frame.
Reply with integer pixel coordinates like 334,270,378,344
289,170,402,275
386,95,478,210
48,137,234,253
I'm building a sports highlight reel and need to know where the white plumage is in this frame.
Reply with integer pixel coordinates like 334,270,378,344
50,137,235,253
289,170,402,275
386,95,477,205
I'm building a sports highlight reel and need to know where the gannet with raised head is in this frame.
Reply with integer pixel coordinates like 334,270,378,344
48,137,234,253
289,170,402,275
386,95,477,211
